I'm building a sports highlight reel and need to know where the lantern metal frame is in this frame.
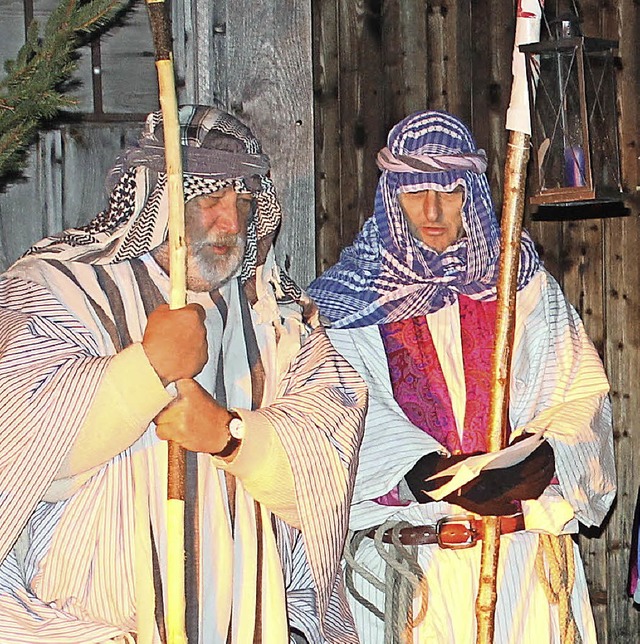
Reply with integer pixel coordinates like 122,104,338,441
520,34,623,209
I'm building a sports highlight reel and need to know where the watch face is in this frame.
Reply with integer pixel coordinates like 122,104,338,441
228,417,245,439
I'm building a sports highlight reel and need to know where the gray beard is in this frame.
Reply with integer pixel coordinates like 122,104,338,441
187,235,246,291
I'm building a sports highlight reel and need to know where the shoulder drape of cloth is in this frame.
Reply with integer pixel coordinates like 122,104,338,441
0,250,366,643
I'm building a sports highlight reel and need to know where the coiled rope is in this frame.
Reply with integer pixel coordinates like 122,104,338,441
535,534,582,644
344,521,429,643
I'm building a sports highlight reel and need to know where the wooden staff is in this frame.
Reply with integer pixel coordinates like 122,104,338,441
144,1,187,642
474,129,529,642
475,2,543,641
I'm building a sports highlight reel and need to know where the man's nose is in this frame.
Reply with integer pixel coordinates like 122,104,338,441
423,191,440,221
215,201,241,234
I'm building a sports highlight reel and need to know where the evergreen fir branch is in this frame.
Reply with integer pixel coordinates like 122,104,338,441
0,0,132,180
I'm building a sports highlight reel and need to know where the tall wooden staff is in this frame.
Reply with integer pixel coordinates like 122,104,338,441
144,1,188,642
475,1,543,641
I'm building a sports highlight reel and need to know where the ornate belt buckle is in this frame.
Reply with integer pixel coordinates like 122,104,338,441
436,514,478,549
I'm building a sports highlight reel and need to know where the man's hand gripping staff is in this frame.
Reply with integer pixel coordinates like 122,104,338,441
142,303,208,386
142,303,240,458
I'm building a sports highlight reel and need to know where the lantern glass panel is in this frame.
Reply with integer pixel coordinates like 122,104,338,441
530,43,591,200
584,47,621,195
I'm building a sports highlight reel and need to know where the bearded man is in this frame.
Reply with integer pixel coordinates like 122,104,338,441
0,106,366,643
308,110,615,643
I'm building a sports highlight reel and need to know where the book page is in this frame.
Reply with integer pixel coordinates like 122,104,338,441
425,432,545,501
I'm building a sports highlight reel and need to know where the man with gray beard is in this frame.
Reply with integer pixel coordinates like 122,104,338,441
0,105,367,643
153,186,250,293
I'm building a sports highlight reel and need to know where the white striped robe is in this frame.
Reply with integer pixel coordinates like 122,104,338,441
327,269,616,644
0,251,367,643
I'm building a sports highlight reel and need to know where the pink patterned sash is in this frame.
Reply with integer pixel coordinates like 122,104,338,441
375,297,503,505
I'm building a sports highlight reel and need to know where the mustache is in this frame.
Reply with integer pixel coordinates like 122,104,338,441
191,232,244,249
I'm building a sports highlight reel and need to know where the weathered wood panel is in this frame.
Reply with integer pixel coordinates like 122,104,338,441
381,0,428,125
426,0,472,122
174,0,315,288
314,0,389,274
527,218,565,285
469,0,514,211
603,0,640,639
0,1,25,85
313,0,343,275
604,215,640,642
0,124,140,269
0,147,47,269
339,1,387,244
173,0,223,104
98,2,158,114
561,217,609,638
59,124,135,227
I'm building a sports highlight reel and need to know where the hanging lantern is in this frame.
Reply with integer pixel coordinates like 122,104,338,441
520,13,625,217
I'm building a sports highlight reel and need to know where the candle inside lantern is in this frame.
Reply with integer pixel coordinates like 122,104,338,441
564,145,586,187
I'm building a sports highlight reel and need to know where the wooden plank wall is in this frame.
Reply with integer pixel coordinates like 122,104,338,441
313,0,640,641
0,125,134,269
173,0,316,288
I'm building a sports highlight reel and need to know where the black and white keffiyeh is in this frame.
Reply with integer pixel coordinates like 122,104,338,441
25,105,302,305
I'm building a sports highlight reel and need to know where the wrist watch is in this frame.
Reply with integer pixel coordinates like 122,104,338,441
212,410,244,458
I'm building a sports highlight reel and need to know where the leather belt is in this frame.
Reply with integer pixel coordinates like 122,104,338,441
366,514,525,550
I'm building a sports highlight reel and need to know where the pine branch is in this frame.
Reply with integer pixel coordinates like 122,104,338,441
0,0,133,179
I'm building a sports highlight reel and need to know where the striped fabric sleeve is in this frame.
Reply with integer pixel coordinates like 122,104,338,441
0,277,111,562
326,324,446,528
47,342,173,500
510,271,616,528
249,326,368,623
215,406,300,527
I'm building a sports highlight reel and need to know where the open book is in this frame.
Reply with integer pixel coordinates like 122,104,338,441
425,432,546,501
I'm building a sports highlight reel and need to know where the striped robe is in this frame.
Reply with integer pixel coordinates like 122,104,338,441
0,251,366,643
327,269,615,643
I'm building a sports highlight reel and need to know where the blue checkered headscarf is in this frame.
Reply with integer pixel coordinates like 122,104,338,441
308,111,541,328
